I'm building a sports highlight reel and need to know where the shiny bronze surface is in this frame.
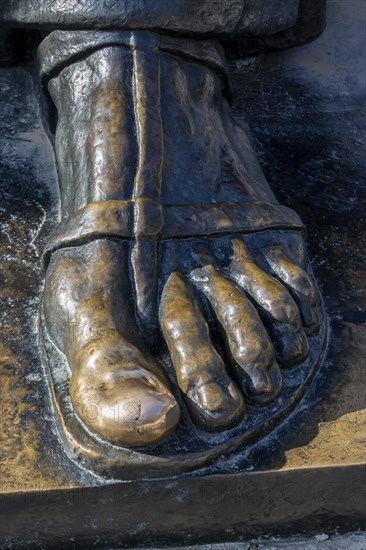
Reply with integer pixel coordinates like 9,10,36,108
28,25,325,455
0,0,365,546
43,239,180,448
160,272,245,431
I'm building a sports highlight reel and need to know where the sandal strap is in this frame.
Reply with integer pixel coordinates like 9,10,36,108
43,199,304,266
38,30,228,86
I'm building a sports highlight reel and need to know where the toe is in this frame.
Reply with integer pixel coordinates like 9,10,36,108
190,265,283,405
229,239,309,366
160,272,245,431
70,341,180,447
264,247,321,336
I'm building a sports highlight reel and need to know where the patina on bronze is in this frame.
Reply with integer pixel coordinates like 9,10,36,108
1,1,327,471
2,0,366,545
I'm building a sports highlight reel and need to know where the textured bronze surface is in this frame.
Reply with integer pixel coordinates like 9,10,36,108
0,0,365,545
28,24,325,455
0,0,300,37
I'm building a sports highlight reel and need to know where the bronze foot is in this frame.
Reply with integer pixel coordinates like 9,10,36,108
38,31,323,458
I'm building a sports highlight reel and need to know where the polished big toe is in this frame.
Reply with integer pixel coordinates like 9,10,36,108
70,342,180,447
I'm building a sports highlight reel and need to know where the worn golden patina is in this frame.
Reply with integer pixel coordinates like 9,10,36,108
1,0,328,466
1,0,366,544
30,28,325,454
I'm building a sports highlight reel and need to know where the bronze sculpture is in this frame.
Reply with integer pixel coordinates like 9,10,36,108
0,0,327,475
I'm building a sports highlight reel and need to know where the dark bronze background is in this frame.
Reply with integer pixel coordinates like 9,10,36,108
0,0,365,547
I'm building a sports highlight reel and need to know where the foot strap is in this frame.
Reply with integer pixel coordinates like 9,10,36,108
43,199,304,266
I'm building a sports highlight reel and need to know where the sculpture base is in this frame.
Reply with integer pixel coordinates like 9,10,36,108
1,0,365,546
1,466,364,548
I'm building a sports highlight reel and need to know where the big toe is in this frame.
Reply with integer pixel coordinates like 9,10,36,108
70,345,180,448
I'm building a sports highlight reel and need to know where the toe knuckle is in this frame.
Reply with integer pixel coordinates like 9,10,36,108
236,336,274,367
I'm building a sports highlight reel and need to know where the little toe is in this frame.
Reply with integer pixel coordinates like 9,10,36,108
160,272,245,431
190,265,283,405
229,239,309,366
